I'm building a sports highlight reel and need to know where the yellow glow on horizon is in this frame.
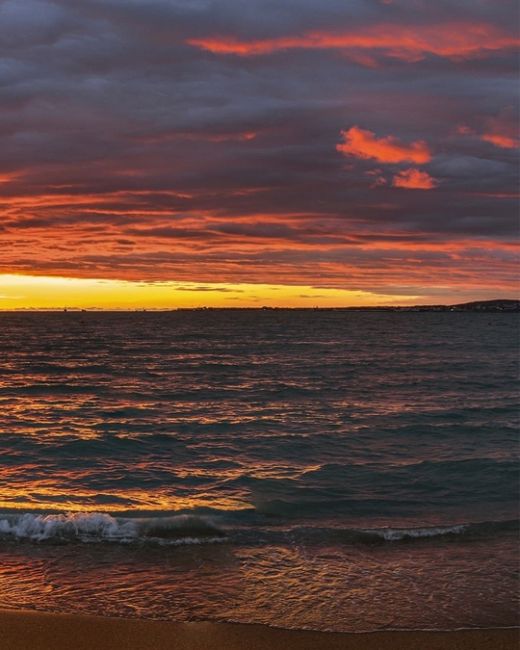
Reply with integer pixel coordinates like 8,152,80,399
0,274,419,309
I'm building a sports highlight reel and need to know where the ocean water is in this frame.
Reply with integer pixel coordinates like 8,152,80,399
0,311,518,632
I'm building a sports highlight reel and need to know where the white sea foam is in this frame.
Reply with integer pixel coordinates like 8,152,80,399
0,512,226,545
369,524,466,541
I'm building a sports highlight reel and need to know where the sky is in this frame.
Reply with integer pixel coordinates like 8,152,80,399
0,0,519,308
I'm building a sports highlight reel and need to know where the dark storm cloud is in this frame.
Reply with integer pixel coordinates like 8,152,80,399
0,0,518,297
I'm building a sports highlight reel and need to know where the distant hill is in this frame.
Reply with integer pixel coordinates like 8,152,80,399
335,299,520,312
367,299,520,312
449,299,520,312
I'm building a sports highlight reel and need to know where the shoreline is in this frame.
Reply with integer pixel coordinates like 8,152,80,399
0,609,517,650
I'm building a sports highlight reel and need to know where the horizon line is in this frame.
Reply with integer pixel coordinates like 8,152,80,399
1,298,518,313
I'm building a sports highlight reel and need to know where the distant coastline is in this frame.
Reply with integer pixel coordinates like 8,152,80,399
2,299,519,313
178,299,520,313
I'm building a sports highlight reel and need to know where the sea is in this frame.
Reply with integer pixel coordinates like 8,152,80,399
0,310,518,632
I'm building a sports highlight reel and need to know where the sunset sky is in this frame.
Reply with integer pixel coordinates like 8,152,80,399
1,0,518,308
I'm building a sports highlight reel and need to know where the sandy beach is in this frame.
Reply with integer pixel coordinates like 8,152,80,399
0,609,516,650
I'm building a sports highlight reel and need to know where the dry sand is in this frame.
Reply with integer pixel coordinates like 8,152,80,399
0,609,517,650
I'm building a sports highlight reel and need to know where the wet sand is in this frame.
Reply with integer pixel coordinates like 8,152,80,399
0,609,517,650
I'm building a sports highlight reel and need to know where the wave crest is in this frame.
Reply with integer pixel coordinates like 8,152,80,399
363,524,466,541
0,512,226,545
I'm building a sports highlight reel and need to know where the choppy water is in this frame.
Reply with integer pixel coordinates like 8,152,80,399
0,311,518,631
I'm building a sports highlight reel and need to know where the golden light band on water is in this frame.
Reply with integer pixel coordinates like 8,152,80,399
0,490,251,514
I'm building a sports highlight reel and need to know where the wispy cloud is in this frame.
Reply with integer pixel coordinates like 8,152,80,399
188,22,519,62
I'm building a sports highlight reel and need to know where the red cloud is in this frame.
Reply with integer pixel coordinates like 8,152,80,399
392,168,438,190
188,22,519,62
481,133,518,149
337,126,431,164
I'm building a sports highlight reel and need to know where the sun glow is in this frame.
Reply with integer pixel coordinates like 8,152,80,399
0,274,417,310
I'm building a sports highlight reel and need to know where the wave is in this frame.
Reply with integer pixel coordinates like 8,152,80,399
292,519,519,545
0,512,227,545
0,510,516,548
374,519,518,542
359,523,468,541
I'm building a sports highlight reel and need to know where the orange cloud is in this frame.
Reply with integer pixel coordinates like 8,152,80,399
188,22,520,62
337,126,431,164
392,168,438,190
481,133,518,149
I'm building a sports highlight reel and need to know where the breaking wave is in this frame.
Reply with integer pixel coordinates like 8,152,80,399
0,512,227,545
360,523,467,541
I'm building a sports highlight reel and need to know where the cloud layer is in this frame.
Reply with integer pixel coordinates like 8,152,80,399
0,0,518,303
